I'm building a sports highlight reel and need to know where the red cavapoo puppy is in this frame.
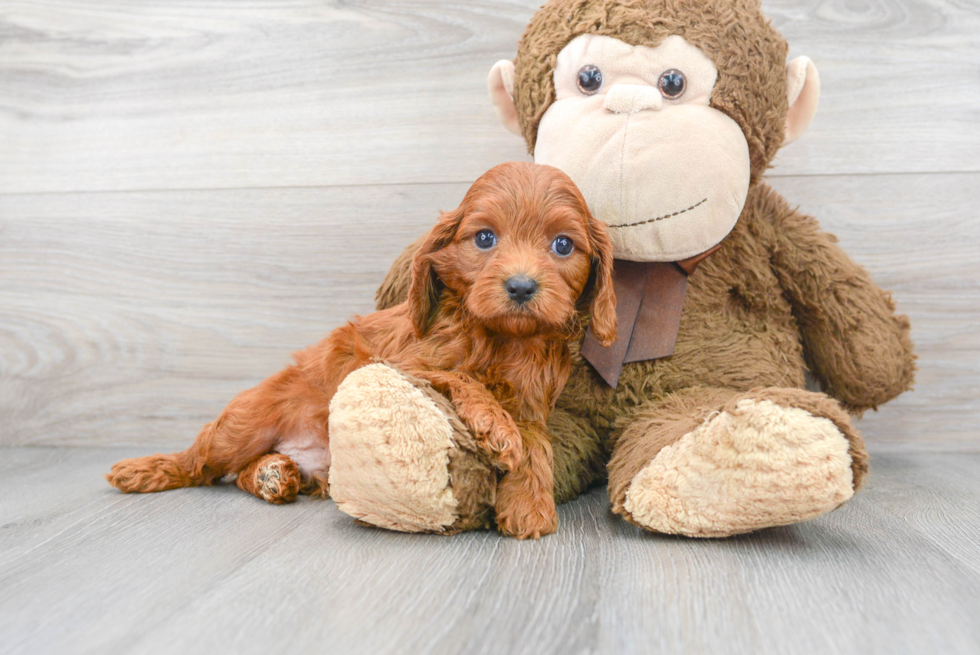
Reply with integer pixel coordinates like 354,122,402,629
107,161,616,539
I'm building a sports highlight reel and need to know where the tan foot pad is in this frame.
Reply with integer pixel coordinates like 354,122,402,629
328,363,457,533
624,399,854,537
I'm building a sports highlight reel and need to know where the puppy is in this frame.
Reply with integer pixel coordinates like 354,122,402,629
106,161,616,539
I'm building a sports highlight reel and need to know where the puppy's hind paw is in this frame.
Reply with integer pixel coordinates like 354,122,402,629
105,454,191,493
238,454,301,504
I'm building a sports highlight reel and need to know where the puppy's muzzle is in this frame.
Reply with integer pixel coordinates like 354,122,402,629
505,275,538,305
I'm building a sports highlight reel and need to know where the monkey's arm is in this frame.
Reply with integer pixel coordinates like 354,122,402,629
376,234,426,311
767,195,915,413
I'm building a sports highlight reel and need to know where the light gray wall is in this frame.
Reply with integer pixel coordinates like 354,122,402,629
1,0,978,448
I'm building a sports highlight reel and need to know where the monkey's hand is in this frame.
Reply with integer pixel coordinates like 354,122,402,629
769,192,915,413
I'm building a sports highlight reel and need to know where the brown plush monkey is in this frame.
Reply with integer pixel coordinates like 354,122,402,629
326,0,915,537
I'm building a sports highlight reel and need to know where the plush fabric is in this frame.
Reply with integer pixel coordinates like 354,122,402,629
615,391,857,537
512,0,791,181
372,179,912,534
535,34,750,261
328,363,461,533
784,56,820,145
329,364,499,534
357,0,915,537
536,93,750,261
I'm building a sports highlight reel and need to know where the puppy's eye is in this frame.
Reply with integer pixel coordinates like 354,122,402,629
551,235,574,257
658,69,686,98
474,229,497,250
577,65,603,96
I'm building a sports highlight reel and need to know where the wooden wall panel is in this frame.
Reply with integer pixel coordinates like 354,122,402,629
1,0,977,195
1,0,977,447
2,173,977,447
1,184,464,446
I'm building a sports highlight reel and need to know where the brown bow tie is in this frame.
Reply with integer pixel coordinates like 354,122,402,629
581,244,722,387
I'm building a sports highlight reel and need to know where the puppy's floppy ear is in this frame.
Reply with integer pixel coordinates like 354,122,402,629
584,213,617,347
408,207,463,337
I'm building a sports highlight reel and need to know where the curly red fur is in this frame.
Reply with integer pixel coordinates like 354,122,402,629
106,161,615,539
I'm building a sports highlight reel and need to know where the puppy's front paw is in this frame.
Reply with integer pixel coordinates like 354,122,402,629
495,499,558,540
236,453,301,504
485,415,523,472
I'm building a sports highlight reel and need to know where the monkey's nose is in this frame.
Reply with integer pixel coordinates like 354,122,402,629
603,84,663,114
505,276,538,305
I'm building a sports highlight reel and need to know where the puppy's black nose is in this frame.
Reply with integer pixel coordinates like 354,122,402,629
505,275,538,305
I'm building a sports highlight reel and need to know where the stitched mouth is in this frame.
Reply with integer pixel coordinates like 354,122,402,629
607,197,708,229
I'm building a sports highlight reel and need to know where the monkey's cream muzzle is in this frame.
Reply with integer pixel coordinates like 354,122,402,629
602,84,663,114
534,34,751,262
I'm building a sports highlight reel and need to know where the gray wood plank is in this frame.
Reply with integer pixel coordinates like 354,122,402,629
1,0,978,196
0,448,322,654
864,451,980,577
3,173,977,448
0,0,533,194
0,447,141,569
0,183,465,447
768,0,980,176
0,447,978,655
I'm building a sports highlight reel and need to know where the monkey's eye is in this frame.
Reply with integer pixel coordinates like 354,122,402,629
474,229,497,250
551,235,574,257
658,69,686,98
576,65,603,96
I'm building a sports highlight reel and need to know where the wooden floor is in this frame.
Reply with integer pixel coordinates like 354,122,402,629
2,1,980,653
1,447,979,655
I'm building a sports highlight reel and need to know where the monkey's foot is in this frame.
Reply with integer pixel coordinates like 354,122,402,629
237,453,301,504
328,363,495,534
623,398,856,537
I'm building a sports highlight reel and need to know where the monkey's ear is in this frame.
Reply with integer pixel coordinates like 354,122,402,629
408,208,462,337
784,56,820,146
488,60,522,136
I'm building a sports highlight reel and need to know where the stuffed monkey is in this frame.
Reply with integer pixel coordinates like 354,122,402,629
326,0,915,537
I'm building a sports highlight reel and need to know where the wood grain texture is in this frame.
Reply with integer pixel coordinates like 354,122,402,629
1,0,978,196
0,183,467,447
0,447,978,655
767,0,980,176
3,173,977,448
